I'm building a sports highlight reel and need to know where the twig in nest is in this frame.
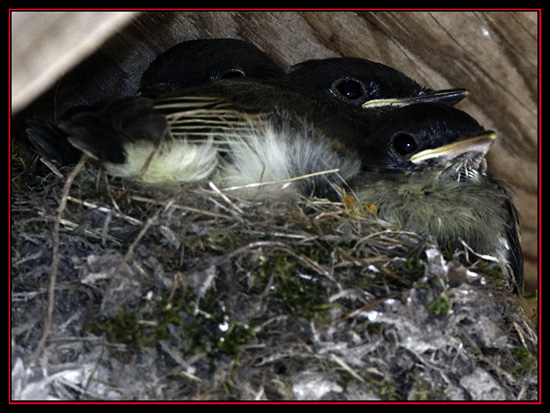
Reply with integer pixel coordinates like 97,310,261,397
459,238,500,263
27,155,88,369
67,196,141,226
335,292,401,325
221,168,341,192
329,353,365,383
39,157,64,178
131,194,233,220
208,181,244,216
99,197,176,316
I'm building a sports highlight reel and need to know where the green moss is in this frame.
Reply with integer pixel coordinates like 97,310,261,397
91,297,188,349
259,251,334,323
440,240,454,262
388,257,427,282
90,306,149,351
426,294,453,315
215,322,257,359
90,284,259,363
180,230,256,258
510,346,537,378
410,387,432,401
11,141,28,175
296,244,330,265
404,257,427,279
204,231,253,254
376,381,398,400
477,261,504,280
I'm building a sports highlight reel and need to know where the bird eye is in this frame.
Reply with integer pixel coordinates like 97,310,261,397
216,69,246,80
333,79,365,100
392,133,418,156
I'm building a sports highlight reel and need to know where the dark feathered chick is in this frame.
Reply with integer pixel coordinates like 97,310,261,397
285,57,468,111
27,79,367,199
139,38,285,96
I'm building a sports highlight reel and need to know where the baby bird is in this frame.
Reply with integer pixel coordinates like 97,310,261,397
285,57,468,110
139,38,285,96
351,103,523,291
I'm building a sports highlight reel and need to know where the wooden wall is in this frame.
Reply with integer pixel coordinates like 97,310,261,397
11,11,539,291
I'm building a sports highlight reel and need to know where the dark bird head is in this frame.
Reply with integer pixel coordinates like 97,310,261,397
139,38,285,96
358,102,495,177
285,57,468,111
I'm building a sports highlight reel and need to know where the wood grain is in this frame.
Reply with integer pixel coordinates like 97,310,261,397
11,10,539,290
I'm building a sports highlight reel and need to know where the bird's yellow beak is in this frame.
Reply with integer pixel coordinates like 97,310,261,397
410,132,497,165
362,89,470,109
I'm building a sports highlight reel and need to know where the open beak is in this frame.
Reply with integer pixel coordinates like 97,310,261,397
362,88,469,109
410,131,497,165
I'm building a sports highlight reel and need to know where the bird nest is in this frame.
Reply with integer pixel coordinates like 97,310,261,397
10,152,538,401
